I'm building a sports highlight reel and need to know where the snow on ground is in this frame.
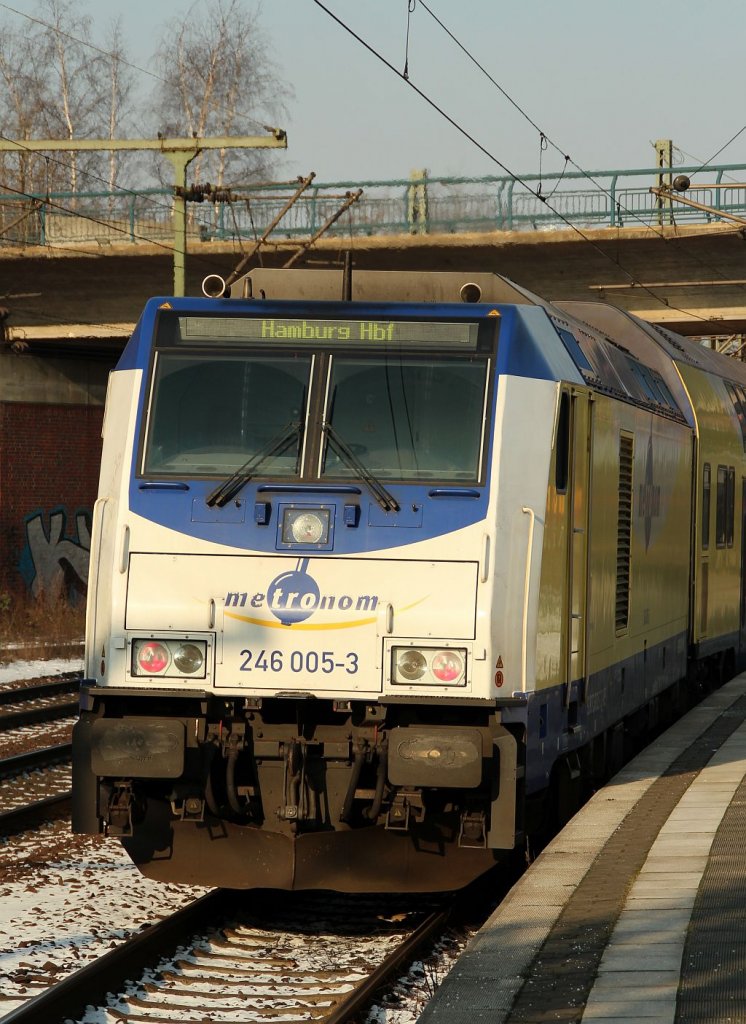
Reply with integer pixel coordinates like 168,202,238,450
0,656,84,685
0,718,76,759
0,821,209,1017
0,655,209,1017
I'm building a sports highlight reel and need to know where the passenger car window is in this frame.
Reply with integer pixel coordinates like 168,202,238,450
716,465,727,548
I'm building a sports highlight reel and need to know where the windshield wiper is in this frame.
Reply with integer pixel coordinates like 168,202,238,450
206,420,301,508
322,422,400,513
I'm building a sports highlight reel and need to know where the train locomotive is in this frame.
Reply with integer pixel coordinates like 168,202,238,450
72,269,746,891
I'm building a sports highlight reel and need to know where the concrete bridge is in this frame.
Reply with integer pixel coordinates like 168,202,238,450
4,159,746,348
3,221,746,349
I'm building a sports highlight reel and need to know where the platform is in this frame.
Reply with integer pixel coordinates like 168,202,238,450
420,674,746,1024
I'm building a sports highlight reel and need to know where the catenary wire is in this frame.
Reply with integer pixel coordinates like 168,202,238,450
0,133,181,224
0,0,739,327
0,180,188,257
688,125,746,179
310,0,719,326
416,0,735,233
0,177,259,286
414,0,746,300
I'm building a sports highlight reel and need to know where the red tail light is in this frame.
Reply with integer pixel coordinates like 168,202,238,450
136,641,170,674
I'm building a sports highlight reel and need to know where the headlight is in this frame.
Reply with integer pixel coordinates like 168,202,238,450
396,649,427,681
132,638,208,679
173,643,204,674
281,506,331,547
391,647,467,686
292,512,325,543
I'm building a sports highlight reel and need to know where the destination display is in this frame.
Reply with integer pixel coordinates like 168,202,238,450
175,316,479,349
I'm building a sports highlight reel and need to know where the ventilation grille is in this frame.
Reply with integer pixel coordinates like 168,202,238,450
616,434,634,631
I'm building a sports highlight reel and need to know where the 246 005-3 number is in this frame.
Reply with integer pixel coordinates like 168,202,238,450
239,649,359,674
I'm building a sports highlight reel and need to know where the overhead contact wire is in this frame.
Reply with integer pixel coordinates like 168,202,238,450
311,0,716,325
416,0,746,299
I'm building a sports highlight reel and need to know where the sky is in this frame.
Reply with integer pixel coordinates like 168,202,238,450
2,0,746,184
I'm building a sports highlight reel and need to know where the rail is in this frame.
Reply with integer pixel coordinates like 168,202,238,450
1,892,450,1024
324,907,451,1023
0,695,78,730
2,161,746,247
0,742,74,834
0,790,71,834
0,890,229,1024
0,675,79,706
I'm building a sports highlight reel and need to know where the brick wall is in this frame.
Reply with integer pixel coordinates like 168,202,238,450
0,402,104,597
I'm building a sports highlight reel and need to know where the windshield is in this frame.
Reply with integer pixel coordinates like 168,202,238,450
142,352,310,477
322,356,489,482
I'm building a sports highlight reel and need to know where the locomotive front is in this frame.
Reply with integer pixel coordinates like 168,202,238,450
73,295,520,891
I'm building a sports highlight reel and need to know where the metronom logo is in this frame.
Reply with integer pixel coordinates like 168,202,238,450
225,558,379,627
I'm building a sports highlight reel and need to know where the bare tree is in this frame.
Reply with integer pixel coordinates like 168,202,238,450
149,0,291,186
0,23,55,197
102,18,135,198
0,0,288,248
36,0,128,194
0,0,135,196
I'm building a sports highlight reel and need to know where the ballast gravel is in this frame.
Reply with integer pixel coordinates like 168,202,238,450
0,659,476,1023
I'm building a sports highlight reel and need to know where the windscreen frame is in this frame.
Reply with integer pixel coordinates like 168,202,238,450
137,308,499,484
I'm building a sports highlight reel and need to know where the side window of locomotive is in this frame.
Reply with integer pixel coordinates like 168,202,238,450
553,324,593,373
736,385,744,450
628,362,679,413
726,382,746,453
702,463,711,550
555,391,570,494
716,465,727,548
322,356,489,481
143,353,311,477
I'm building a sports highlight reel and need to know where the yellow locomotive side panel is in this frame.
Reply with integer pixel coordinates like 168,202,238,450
677,363,744,647
627,416,692,645
534,452,568,689
587,396,691,672
534,386,591,691
535,388,692,693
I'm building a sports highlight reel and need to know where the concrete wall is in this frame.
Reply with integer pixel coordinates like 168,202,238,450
0,347,110,600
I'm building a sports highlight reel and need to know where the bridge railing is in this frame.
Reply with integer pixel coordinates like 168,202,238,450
2,162,746,246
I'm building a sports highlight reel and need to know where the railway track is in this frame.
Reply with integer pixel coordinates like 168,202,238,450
1,889,452,1024
0,743,73,834
0,674,79,731
0,671,79,833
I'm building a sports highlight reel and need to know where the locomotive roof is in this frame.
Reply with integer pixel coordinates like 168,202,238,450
128,268,741,428
556,300,746,389
241,268,698,423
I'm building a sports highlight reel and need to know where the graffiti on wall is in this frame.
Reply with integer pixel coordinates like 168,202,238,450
19,507,92,600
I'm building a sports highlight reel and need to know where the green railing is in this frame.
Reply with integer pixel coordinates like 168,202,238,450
2,161,746,246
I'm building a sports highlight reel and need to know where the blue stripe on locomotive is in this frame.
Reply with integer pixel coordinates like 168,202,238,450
123,298,583,553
